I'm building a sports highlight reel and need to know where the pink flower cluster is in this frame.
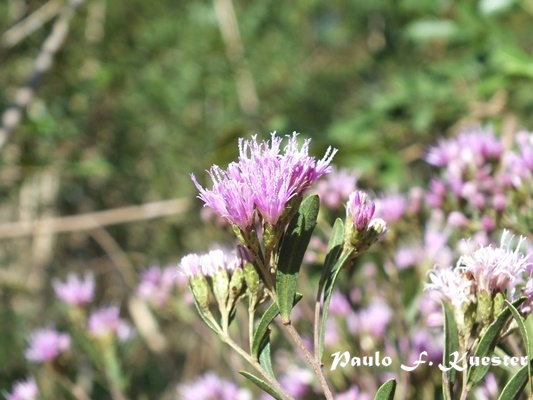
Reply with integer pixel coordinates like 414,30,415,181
425,231,532,309
191,132,337,230
425,126,533,231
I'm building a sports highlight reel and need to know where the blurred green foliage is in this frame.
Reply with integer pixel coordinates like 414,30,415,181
1,0,533,397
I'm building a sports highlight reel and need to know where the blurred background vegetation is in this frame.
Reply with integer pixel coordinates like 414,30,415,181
1,0,533,397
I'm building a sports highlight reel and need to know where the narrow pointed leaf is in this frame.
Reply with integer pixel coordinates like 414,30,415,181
319,218,345,285
258,338,275,377
276,195,319,323
442,301,459,385
374,379,397,400
191,293,221,335
505,299,531,394
239,371,284,400
252,302,280,358
497,359,533,400
468,297,526,384
318,248,354,360
252,294,303,359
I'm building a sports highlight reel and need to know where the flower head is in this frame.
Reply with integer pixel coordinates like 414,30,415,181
137,265,177,307
52,272,95,306
425,266,474,308
177,371,251,400
4,376,39,400
25,328,70,363
88,306,133,341
192,132,337,228
347,190,375,231
316,167,359,209
460,230,530,295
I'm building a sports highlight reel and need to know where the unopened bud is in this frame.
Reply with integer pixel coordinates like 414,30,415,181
190,275,210,310
244,263,260,295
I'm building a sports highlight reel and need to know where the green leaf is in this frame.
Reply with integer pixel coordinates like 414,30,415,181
252,293,303,359
319,218,344,285
258,338,275,378
442,301,459,385
497,359,533,400
374,379,396,400
505,299,532,394
252,302,280,359
191,292,221,335
276,195,319,323
239,370,284,400
468,297,526,385
318,248,354,360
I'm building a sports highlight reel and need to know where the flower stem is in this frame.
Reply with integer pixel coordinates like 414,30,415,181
221,334,295,400
283,321,335,400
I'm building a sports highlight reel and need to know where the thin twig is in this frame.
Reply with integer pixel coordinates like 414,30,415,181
212,0,259,115
0,0,84,151
1,0,63,48
283,322,335,400
0,198,191,239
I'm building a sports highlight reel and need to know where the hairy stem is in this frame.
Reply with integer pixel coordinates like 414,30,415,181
284,322,334,400
222,335,295,400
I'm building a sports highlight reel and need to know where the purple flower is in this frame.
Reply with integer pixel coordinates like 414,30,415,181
473,373,499,400
328,291,352,315
336,385,372,400
179,253,203,278
88,306,133,341
408,329,443,365
52,272,95,306
374,194,407,223
192,132,337,228
315,167,359,209
177,371,251,400
394,246,423,270
191,164,256,231
460,230,530,294
277,368,313,398
347,190,375,231
137,265,177,307
25,328,70,363
425,266,473,308
348,300,392,338
4,376,39,400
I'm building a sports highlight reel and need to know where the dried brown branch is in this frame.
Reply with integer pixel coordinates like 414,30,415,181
0,198,192,239
213,0,259,115
0,0,84,151
1,0,63,48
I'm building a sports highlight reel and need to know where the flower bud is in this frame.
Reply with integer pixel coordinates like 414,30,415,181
190,275,210,310
244,262,260,295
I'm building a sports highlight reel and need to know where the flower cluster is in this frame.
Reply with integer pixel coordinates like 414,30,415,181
52,272,95,306
179,248,251,331
425,230,532,331
191,132,337,231
137,265,181,307
88,306,134,342
4,376,39,400
425,126,533,234
177,371,251,400
25,328,71,363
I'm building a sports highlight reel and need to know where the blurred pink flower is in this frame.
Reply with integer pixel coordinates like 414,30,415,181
52,272,94,306
4,376,39,400
88,306,133,341
25,328,70,363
